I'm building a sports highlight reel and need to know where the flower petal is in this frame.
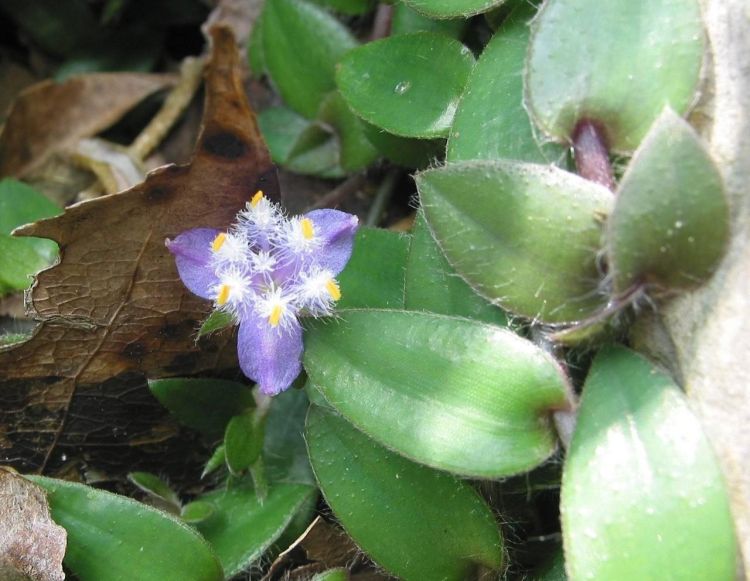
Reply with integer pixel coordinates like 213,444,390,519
166,228,220,299
305,209,359,275
237,312,303,396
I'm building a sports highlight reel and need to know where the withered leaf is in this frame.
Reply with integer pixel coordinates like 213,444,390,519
0,27,279,476
0,72,175,178
0,468,66,581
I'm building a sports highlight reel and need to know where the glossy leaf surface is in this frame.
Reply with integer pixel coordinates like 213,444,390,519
305,310,569,477
28,476,223,581
307,406,503,579
337,32,475,138
417,160,612,323
526,0,705,151
562,347,737,580
608,108,729,292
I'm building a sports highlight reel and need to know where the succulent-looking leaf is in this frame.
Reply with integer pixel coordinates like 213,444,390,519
224,411,265,475
317,92,379,172
561,346,737,580
310,0,374,15
181,500,215,524
362,121,444,168
262,0,357,118
525,0,705,152
391,1,466,38
337,32,475,138
447,2,563,164
417,160,612,323
197,309,235,337
27,476,224,581
306,406,504,580
405,211,508,325
403,0,509,19
304,310,570,477
608,108,729,292
127,471,180,507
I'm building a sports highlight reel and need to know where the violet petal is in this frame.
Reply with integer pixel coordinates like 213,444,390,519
165,228,220,299
305,209,359,275
237,312,303,396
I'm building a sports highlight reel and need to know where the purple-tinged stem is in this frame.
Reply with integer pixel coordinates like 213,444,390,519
572,119,615,191
370,3,394,41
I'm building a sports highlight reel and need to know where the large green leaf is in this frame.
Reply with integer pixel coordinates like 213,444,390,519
608,108,729,292
306,406,503,580
447,3,563,164
403,0,509,19
417,160,612,323
525,0,705,152
337,32,475,138
27,476,223,581
262,0,357,118
405,211,508,325
561,346,737,580
336,227,410,310
304,310,569,477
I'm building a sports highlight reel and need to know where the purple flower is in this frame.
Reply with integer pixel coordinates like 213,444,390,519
166,191,358,395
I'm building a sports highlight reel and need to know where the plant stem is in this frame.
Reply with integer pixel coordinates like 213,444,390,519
366,168,400,227
572,119,615,190
370,2,394,41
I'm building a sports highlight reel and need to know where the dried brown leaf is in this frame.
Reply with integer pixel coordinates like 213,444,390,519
0,72,175,178
0,27,279,477
0,468,66,581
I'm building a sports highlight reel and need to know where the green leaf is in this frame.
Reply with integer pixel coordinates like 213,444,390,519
391,1,466,37
526,0,705,152
306,406,503,579
405,211,508,325
336,227,410,310
0,179,62,234
318,92,379,172
196,482,316,577
447,3,563,164
128,471,180,507
27,476,223,581
225,411,265,475
202,444,226,479
181,501,216,524
263,387,315,485
262,0,357,118
417,160,612,323
247,15,266,78
310,0,375,15
305,310,570,477
363,121,444,168
532,547,566,581
259,106,316,164
148,377,255,439
608,108,729,292
337,32,475,138
402,0,508,18
312,569,349,581
561,346,737,580
197,310,235,338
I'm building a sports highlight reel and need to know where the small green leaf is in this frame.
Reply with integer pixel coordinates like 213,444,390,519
128,471,180,507
417,160,612,323
181,501,216,524
202,444,226,479
225,411,265,475
148,377,255,439
337,32,475,138
447,3,563,164
363,121,444,168
196,482,317,577
27,476,223,581
526,0,705,152
197,310,235,338
262,0,357,118
318,92,379,172
608,108,729,292
263,387,315,485
336,227,410,310
306,406,504,580
259,106,315,164
391,1,466,37
312,569,349,581
405,211,508,325
0,179,62,234
403,0,508,18
561,346,737,580
305,310,570,477
310,0,375,15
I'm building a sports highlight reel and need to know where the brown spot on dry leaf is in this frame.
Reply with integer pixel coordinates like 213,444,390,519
0,26,279,479
0,468,66,581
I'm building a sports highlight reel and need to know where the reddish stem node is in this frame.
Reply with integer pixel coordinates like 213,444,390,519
572,120,615,191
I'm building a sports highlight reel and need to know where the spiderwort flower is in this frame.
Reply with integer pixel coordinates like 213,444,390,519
166,191,358,395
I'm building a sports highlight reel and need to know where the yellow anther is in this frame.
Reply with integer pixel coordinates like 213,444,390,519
217,284,231,306
268,304,283,327
251,190,264,207
325,278,341,301
300,218,315,240
211,232,227,252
